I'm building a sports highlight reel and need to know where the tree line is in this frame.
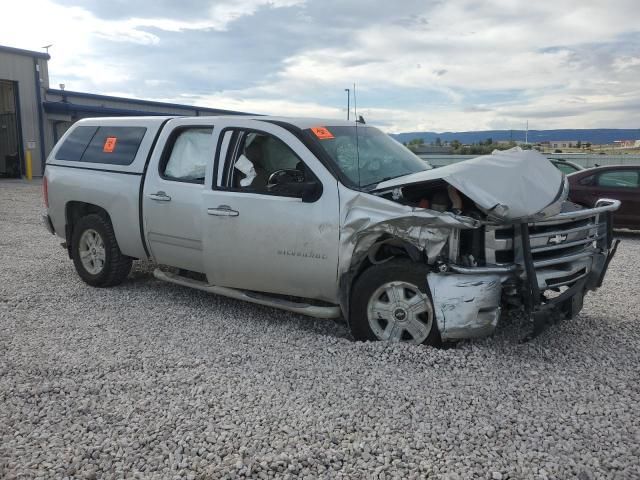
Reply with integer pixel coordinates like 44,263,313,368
404,137,531,155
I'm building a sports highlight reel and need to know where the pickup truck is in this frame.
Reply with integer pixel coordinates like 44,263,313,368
42,116,620,345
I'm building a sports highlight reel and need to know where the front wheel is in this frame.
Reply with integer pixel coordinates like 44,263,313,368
71,214,132,287
350,259,440,345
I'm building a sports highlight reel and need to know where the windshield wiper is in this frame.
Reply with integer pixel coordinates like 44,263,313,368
362,175,401,188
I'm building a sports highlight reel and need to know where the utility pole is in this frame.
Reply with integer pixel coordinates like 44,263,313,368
345,89,350,120
525,120,529,144
353,83,357,121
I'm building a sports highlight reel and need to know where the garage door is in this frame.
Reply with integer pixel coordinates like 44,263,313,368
0,80,21,177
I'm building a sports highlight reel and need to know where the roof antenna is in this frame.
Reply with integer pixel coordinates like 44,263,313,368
354,82,361,187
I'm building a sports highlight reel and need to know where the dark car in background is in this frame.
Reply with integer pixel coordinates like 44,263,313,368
568,166,640,229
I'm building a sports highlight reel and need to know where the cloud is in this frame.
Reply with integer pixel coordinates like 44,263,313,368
52,0,306,30
1,0,639,132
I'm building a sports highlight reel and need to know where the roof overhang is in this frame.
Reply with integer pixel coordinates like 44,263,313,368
0,44,50,60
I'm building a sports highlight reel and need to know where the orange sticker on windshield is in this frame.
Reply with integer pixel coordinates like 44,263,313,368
311,127,334,140
103,137,117,153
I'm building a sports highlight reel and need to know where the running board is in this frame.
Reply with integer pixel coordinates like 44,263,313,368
153,269,342,319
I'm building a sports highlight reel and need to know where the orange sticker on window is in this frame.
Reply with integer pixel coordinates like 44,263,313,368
311,127,334,140
103,137,117,153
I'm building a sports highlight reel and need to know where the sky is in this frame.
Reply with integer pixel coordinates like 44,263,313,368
1,0,639,133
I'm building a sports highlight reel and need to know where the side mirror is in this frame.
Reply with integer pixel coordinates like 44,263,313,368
300,181,321,203
268,169,322,202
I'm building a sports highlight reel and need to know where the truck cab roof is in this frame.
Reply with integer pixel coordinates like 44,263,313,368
72,115,365,130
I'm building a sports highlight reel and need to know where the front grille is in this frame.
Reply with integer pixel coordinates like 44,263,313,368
531,243,591,263
484,226,514,264
484,209,608,289
528,218,591,236
528,217,605,268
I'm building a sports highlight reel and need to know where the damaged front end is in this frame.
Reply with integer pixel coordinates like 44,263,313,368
501,199,620,339
339,148,620,341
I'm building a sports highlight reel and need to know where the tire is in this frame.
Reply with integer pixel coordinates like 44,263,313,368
350,259,440,345
71,214,132,287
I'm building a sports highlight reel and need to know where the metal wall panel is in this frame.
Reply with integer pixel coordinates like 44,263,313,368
0,51,47,176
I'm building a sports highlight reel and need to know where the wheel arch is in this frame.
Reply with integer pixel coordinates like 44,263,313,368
69,210,133,287
339,234,427,321
347,255,440,345
64,201,112,258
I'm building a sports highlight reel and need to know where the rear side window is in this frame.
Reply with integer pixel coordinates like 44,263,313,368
82,127,147,165
597,170,640,188
55,126,97,161
160,127,214,184
55,126,147,165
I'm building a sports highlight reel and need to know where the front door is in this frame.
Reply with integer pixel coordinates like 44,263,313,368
142,118,216,272
202,120,340,302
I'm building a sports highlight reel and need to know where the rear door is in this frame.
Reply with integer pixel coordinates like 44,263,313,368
201,119,340,302
593,168,640,228
569,172,599,207
142,118,216,272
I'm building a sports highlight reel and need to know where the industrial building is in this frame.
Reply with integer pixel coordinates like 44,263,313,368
0,44,246,178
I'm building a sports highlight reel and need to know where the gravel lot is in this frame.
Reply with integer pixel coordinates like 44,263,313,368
1,180,639,480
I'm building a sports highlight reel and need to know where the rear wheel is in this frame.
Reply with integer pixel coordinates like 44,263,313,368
71,214,132,287
350,259,440,345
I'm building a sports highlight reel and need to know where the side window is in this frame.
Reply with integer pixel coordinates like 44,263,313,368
55,126,98,161
224,131,312,197
161,127,213,184
56,126,146,165
579,175,595,186
596,170,639,188
82,127,147,165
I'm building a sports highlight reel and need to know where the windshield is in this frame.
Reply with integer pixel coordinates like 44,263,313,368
304,125,431,187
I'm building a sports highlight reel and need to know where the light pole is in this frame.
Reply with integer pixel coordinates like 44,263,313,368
345,88,350,120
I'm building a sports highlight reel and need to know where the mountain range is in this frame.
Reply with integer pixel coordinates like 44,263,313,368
390,129,640,145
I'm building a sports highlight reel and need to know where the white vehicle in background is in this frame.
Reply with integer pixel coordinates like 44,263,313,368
42,116,620,344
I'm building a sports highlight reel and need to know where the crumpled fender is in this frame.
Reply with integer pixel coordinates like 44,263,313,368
337,188,481,315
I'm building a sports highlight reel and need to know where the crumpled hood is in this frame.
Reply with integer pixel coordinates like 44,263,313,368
374,147,566,221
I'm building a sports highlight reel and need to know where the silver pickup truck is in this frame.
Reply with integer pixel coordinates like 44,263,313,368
42,116,620,345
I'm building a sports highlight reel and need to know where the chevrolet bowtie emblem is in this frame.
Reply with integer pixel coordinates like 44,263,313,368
548,234,568,245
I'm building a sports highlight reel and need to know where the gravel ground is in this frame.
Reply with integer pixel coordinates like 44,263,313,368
1,180,639,480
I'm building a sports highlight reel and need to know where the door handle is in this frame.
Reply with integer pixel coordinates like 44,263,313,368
207,205,239,217
148,191,171,202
